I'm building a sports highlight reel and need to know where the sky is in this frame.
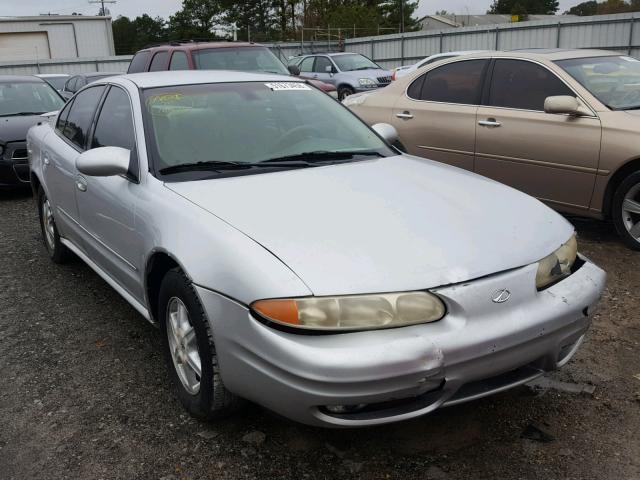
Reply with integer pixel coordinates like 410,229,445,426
1,0,583,21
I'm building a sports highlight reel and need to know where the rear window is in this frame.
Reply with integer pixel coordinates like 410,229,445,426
128,51,152,73
192,47,289,75
407,59,488,105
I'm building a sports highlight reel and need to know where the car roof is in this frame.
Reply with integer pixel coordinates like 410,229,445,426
460,48,621,61
111,70,298,89
35,73,70,78
82,72,122,78
139,41,262,53
0,75,46,83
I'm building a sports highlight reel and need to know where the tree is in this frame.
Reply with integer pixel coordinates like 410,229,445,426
379,0,421,33
566,0,598,14
168,0,225,39
488,0,559,14
112,15,167,54
564,0,640,15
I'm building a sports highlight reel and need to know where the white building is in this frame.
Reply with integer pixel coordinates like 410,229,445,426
0,15,115,62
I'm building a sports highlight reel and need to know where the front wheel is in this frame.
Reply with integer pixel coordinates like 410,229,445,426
612,171,640,250
338,85,355,101
158,268,242,420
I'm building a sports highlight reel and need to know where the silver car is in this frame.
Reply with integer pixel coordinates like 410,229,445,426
28,70,606,427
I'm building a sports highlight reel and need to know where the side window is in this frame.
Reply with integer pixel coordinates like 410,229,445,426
169,51,189,70
128,51,151,73
407,74,425,99
61,86,106,149
314,56,333,73
488,59,574,111
419,59,488,104
299,57,314,73
91,87,135,150
55,99,74,134
149,51,169,72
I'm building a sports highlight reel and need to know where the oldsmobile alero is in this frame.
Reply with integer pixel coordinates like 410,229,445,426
27,71,606,427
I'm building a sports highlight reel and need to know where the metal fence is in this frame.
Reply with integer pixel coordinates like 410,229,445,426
0,55,132,75
0,12,638,75
267,12,640,69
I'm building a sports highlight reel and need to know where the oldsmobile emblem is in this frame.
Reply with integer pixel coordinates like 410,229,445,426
491,289,511,303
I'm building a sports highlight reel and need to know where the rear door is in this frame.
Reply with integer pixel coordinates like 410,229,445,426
474,58,602,211
43,85,106,243
391,59,489,171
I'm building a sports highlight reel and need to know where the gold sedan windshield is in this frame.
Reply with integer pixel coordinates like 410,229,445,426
556,55,640,110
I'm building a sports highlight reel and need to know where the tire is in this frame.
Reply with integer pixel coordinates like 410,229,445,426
37,187,71,263
158,268,242,420
612,170,640,251
338,85,355,101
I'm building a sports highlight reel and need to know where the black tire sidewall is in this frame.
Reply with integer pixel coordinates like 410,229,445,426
158,269,216,419
612,171,640,251
338,86,354,101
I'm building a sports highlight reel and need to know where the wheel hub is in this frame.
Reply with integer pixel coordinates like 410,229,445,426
166,297,202,395
622,183,640,242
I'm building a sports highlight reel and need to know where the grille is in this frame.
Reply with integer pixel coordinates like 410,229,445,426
377,76,392,85
11,149,28,161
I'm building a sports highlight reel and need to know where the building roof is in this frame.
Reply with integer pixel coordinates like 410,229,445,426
0,15,111,22
419,13,576,28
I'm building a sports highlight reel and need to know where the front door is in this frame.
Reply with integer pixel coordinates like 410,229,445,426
475,59,602,212
75,85,144,301
310,56,336,85
391,59,489,171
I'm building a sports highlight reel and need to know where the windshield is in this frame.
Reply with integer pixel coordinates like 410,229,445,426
332,54,380,72
142,81,390,180
192,47,290,75
0,82,64,116
42,76,67,90
556,56,640,110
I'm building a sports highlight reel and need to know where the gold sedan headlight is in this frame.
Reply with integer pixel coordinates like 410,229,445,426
251,291,446,331
535,234,578,290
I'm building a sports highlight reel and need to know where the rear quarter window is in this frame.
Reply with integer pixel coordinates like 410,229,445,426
128,51,152,73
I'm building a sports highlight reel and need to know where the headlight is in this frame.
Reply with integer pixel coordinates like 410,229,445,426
535,234,578,290
358,78,377,87
251,291,446,331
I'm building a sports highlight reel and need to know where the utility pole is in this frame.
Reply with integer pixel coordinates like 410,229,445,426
400,0,405,33
88,0,116,16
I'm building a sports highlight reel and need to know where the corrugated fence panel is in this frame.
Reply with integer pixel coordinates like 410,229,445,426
498,26,558,50
443,30,497,51
0,56,132,75
403,35,441,61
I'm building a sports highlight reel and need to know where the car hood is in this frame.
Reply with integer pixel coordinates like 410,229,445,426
166,156,574,296
0,115,45,143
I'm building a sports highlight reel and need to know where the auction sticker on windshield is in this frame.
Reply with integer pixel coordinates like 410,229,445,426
264,82,311,91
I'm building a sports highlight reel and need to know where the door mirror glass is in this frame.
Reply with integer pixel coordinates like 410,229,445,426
372,123,399,145
76,146,130,177
287,64,300,76
544,95,589,115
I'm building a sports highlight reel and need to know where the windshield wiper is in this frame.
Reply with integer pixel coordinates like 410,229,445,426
0,111,46,117
159,160,252,174
260,150,384,164
617,105,640,111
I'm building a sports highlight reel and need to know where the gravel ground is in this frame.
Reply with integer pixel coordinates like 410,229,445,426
1,189,639,480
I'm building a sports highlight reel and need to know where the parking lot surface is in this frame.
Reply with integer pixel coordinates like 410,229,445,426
1,189,639,480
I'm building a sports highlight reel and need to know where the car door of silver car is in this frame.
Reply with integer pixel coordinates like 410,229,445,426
311,56,337,86
74,85,145,301
44,86,106,243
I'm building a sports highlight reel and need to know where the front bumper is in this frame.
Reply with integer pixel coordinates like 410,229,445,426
196,256,605,427
0,142,30,188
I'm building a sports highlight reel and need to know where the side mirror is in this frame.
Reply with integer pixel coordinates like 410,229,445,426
76,146,130,177
288,64,300,76
372,123,399,145
544,96,590,116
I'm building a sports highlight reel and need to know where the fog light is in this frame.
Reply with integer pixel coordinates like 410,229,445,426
324,404,367,414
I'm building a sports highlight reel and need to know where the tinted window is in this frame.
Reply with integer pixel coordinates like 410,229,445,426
62,86,105,149
55,100,74,134
489,59,573,111
314,56,333,73
299,57,314,72
192,47,289,74
128,51,151,73
407,74,425,99
91,87,134,150
170,51,189,70
149,51,169,72
418,59,487,104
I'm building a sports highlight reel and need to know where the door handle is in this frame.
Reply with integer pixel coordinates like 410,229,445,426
395,111,414,120
478,118,501,127
76,177,87,192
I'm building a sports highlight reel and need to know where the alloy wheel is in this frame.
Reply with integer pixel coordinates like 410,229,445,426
622,183,640,243
166,297,202,395
42,198,56,251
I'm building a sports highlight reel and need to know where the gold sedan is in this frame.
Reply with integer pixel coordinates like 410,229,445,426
344,49,640,250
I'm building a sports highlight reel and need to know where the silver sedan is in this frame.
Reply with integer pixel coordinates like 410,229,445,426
27,70,606,427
